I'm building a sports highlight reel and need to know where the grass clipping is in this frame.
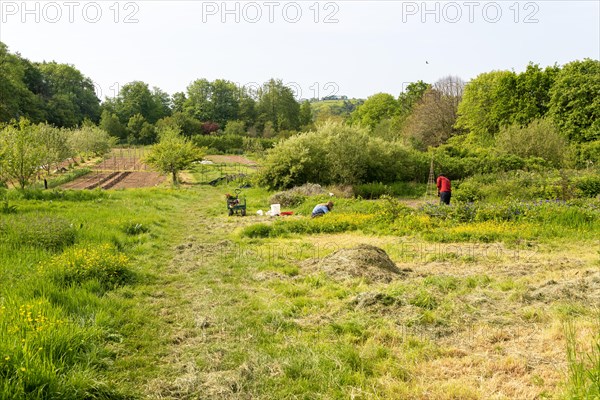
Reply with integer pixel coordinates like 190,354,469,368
301,244,405,283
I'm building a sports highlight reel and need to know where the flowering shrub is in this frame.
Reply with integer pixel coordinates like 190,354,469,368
40,244,131,289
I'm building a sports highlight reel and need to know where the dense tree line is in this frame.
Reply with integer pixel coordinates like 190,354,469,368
1,39,598,187
1,42,308,146
0,42,100,127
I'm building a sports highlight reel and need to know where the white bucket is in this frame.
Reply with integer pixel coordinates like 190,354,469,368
270,204,281,216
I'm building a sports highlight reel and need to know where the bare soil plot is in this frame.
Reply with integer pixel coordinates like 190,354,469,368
204,155,257,165
60,148,166,189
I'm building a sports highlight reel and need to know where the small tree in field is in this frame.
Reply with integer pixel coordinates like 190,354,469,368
144,128,204,184
38,123,72,175
0,119,45,189
68,125,115,161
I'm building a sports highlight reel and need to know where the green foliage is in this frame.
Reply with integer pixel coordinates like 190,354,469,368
241,223,273,238
99,110,127,141
455,70,518,139
103,81,170,125
35,61,101,127
453,181,482,203
456,64,559,140
549,59,600,143
257,121,428,189
431,139,550,181
495,118,566,167
155,111,203,138
145,128,204,184
350,93,398,129
38,123,72,175
574,175,600,198
40,244,132,289
0,215,76,250
454,170,600,202
68,125,116,158
0,119,46,189
224,120,246,135
192,134,276,154
310,99,364,124
0,187,16,214
17,188,106,201
126,113,156,145
567,141,600,168
353,182,427,199
0,298,118,399
257,79,301,132
299,100,313,130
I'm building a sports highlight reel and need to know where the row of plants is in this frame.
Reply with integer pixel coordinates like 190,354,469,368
453,169,600,202
241,196,600,243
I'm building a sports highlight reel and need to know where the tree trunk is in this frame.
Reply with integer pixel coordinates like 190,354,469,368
172,170,178,185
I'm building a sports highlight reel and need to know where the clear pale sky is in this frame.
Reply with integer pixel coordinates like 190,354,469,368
1,0,598,100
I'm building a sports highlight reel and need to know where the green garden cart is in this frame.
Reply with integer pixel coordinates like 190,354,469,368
226,188,246,216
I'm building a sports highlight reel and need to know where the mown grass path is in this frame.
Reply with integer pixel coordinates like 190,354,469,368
107,184,599,399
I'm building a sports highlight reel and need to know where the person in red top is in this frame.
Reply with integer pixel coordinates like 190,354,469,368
436,175,451,205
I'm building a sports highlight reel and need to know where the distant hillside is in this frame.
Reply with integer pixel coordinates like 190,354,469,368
310,98,365,120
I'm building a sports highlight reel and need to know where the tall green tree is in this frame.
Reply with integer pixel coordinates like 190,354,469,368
68,125,115,159
350,93,398,130
455,70,517,139
398,80,430,119
104,81,170,126
184,79,214,122
256,79,300,132
299,100,313,130
512,63,559,126
211,79,240,126
126,114,156,145
36,62,101,127
99,110,127,140
548,59,600,142
0,43,42,122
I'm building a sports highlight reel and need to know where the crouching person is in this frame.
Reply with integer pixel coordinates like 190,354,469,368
311,201,334,218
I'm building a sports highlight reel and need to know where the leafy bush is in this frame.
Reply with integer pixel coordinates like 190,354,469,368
0,215,76,250
269,192,306,207
353,183,390,199
496,118,566,167
575,175,600,198
453,181,482,203
193,134,276,154
40,244,131,288
257,121,428,189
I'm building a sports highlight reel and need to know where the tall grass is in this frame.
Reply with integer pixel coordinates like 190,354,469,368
564,319,600,399
0,187,194,398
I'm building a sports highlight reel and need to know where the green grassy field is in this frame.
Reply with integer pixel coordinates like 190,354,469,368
0,176,598,399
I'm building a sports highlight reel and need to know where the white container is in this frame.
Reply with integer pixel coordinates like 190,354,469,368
270,204,281,216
